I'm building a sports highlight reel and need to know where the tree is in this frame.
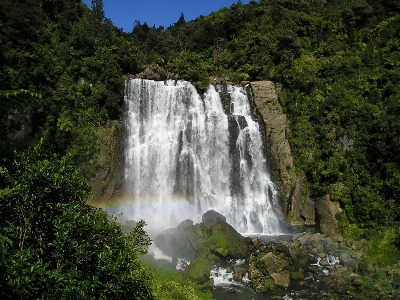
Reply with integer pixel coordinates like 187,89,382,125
175,12,185,26
0,143,153,299
91,0,104,23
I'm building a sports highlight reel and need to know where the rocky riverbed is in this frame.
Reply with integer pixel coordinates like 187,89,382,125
143,210,400,300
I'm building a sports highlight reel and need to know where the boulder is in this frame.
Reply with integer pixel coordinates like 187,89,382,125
154,220,200,260
260,252,289,275
248,263,263,280
184,257,212,284
207,221,249,258
315,194,341,235
202,210,226,227
339,253,357,270
155,212,248,260
233,267,247,282
121,220,137,233
270,272,291,288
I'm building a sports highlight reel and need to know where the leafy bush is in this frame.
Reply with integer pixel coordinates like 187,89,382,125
0,144,153,299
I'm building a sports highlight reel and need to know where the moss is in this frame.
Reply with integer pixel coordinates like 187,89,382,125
392,272,400,289
206,223,248,258
312,240,321,248
208,227,228,257
291,271,305,280
184,257,212,284
374,270,386,280
261,253,289,274
263,278,275,290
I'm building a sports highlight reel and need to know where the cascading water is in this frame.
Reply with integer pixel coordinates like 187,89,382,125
123,79,283,235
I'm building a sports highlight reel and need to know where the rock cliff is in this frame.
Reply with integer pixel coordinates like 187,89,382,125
249,81,341,234
89,120,124,204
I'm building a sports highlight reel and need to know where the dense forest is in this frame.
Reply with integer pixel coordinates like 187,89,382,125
1,0,400,298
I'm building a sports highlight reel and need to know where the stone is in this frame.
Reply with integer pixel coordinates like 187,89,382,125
250,81,294,216
248,263,263,280
233,267,246,282
339,253,357,269
202,210,226,227
260,252,289,275
352,278,363,286
296,232,312,247
207,221,249,258
291,271,305,280
89,121,124,202
252,237,260,248
270,272,291,288
154,227,196,260
315,194,341,235
287,172,316,226
121,220,137,233
184,257,212,284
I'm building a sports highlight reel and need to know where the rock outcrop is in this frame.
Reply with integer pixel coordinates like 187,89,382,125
315,194,341,235
155,211,249,260
154,211,250,284
249,81,314,228
249,81,346,234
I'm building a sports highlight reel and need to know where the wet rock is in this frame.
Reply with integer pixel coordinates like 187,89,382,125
252,237,261,248
202,210,226,227
184,257,212,284
233,267,246,282
154,227,196,260
208,221,249,258
298,280,308,286
291,271,305,280
250,81,294,218
121,220,137,233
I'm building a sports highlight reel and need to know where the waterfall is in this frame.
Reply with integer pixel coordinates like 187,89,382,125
123,79,283,235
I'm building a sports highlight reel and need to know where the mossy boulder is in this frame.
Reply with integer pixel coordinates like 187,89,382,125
202,210,226,227
207,222,249,258
155,211,249,271
260,252,289,275
184,257,212,284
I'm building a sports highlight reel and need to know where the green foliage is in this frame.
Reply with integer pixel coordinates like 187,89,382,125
263,278,275,289
0,145,153,299
142,258,214,300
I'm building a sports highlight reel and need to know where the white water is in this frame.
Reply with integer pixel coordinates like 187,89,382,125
123,79,282,235
209,266,238,287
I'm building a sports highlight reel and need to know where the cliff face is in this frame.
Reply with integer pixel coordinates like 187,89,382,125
89,120,124,205
250,81,341,235
249,82,293,200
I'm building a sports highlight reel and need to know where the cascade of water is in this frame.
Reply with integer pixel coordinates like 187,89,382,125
123,79,282,235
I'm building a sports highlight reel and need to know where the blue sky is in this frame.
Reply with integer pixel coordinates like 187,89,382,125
82,0,254,32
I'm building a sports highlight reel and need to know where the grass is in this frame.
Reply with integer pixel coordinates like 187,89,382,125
142,257,215,300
